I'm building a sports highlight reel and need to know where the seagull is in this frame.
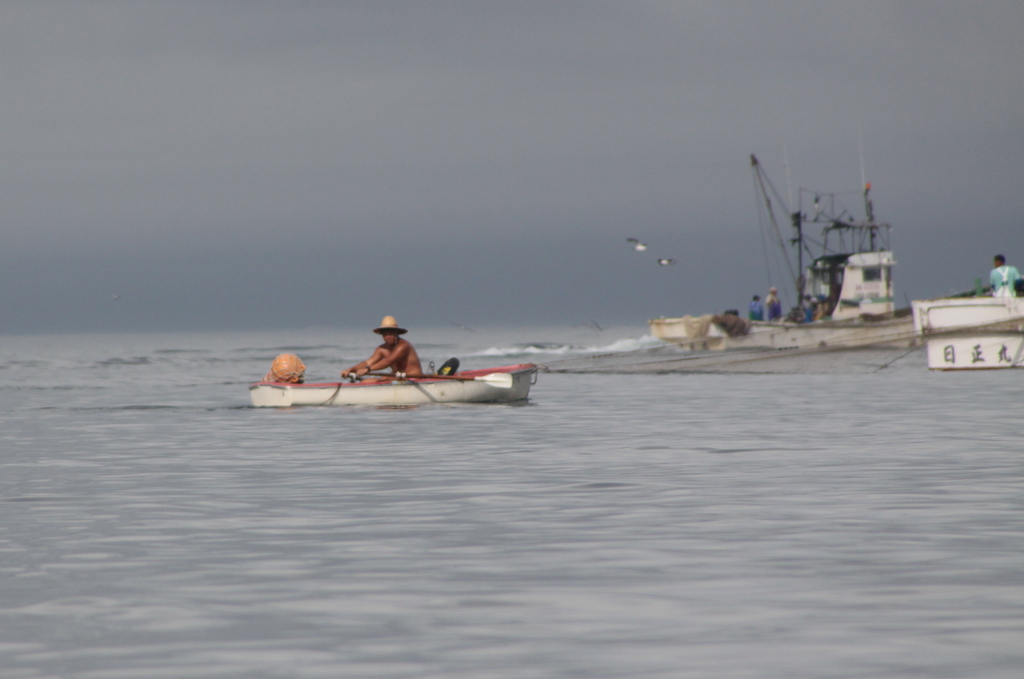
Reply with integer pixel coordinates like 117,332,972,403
112,294,120,300
657,258,675,266
449,321,477,333
626,238,647,252
574,320,605,334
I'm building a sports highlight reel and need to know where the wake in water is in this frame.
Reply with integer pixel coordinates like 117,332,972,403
466,335,665,359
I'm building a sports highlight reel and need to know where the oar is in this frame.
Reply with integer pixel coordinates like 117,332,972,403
363,371,514,388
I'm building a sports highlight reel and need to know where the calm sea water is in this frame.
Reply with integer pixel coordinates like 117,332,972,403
1,327,1021,678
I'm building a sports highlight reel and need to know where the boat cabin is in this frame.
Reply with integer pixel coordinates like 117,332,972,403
805,250,895,320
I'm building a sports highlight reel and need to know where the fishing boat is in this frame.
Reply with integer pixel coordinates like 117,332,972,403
249,364,538,407
649,154,915,350
911,296,1024,370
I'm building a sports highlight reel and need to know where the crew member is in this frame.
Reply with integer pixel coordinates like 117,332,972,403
766,287,783,321
748,295,764,321
990,255,1021,298
803,295,816,323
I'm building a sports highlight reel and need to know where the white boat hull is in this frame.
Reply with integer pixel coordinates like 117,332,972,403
924,335,1024,370
912,297,1024,335
250,364,537,407
911,297,1024,370
649,314,915,351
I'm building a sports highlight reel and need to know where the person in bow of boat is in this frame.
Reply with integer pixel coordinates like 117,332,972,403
341,316,424,380
990,254,1021,298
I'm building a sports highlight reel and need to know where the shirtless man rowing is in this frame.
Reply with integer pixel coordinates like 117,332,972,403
341,316,424,379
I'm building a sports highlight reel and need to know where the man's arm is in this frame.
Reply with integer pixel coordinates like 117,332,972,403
342,347,387,377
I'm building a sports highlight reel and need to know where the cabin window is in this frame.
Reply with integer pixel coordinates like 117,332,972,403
863,267,882,282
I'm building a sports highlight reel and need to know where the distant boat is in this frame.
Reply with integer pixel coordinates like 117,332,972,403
649,154,915,350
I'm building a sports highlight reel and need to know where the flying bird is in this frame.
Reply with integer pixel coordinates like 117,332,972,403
657,258,675,266
626,238,647,252
574,320,606,334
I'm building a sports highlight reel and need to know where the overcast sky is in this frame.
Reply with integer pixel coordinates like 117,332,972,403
1,1,1021,334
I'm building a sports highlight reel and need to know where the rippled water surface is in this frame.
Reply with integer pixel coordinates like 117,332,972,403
1,328,1021,678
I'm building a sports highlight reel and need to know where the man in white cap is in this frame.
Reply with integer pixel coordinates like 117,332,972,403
342,316,424,379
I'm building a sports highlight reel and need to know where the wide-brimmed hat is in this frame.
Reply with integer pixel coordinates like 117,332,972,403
373,316,407,334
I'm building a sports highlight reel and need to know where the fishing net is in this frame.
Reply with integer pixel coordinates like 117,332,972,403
711,313,751,337
680,314,713,338
264,353,306,383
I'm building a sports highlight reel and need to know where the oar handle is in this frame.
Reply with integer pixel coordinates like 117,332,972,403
360,370,514,388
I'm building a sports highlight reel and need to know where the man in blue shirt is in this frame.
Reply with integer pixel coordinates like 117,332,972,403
748,295,764,321
990,255,1021,297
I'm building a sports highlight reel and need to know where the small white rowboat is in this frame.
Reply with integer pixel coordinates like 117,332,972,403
249,363,538,407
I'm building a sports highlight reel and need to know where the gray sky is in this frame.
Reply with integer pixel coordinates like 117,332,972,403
2,1,1022,334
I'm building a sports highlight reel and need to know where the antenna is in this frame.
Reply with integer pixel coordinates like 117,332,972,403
858,121,875,223
857,121,866,190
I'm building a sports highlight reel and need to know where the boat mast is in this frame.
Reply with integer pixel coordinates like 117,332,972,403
858,124,880,251
792,209,805,303
784,145,805,302
864,182,876,250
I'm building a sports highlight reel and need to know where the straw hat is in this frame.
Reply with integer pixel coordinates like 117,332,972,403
373,316,407,334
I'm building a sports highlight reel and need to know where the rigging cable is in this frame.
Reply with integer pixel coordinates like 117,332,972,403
751,155,798,299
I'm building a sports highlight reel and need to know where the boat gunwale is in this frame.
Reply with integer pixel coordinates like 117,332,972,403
249,363,537,390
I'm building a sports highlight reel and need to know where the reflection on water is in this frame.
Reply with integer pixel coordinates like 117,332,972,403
0,330,1021,678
